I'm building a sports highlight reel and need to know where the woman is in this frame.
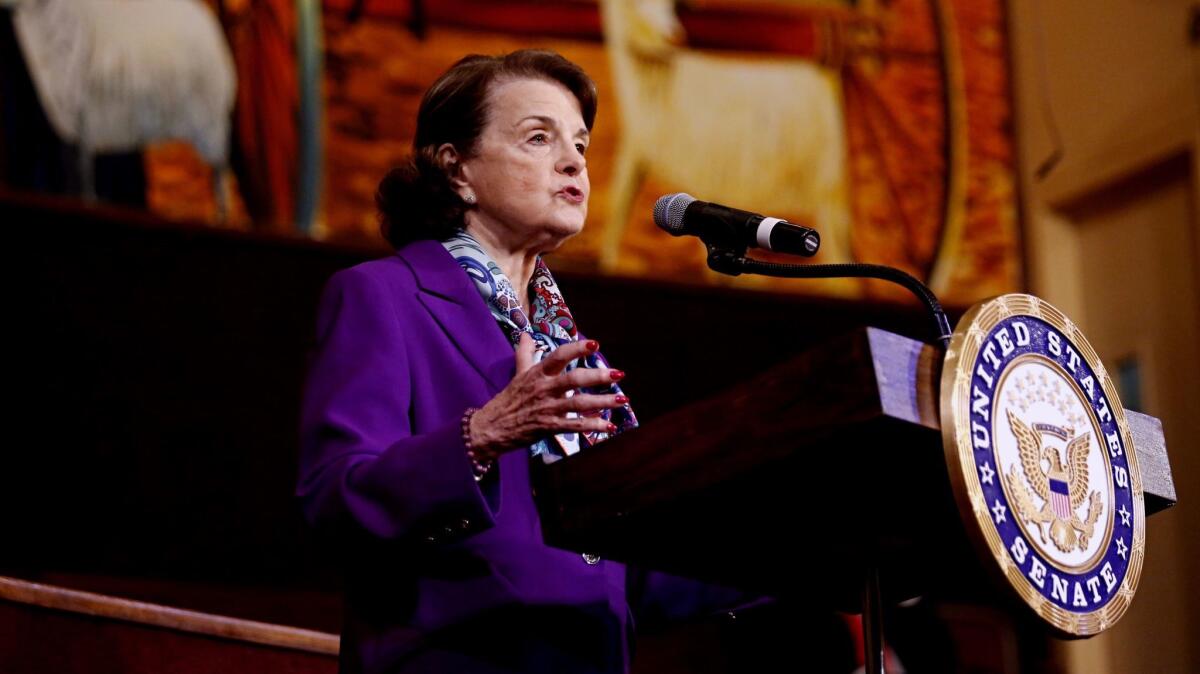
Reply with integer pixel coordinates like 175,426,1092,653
297,50,745,674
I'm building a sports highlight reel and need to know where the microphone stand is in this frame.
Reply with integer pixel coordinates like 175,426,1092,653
706,244,952,674
706,246,954,349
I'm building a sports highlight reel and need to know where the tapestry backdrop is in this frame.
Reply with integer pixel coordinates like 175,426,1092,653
155,0,1022,305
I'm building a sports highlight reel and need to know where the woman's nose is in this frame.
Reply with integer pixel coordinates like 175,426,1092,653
556,144,584,176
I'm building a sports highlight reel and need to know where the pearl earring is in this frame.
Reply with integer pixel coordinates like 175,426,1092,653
463,193,476,204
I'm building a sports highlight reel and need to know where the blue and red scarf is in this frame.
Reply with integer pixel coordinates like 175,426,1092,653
443,231,638,463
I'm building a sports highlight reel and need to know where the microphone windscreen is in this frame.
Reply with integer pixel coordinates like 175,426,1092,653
652,193,695,235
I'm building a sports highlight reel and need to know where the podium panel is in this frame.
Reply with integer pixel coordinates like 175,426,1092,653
535,327,1175,609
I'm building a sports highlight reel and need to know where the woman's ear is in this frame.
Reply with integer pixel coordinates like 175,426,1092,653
436,143,471,191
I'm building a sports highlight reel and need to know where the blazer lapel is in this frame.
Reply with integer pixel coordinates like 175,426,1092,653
399,240,515,393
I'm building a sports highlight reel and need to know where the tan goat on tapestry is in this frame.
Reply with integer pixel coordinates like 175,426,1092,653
599,0,852,269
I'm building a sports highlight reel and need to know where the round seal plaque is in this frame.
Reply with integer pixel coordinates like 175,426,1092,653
940,294,1145,636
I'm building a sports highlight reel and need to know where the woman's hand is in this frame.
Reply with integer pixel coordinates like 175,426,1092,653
467,334,627,460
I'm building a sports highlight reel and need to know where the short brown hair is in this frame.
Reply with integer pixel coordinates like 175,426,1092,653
376,50,598,248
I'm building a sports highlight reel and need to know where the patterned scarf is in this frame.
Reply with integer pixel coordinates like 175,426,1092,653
443,231,638,463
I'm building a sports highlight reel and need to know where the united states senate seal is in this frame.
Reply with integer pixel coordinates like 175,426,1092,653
940,294,1145,637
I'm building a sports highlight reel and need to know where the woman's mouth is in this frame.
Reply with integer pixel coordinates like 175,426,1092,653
556,186,586,204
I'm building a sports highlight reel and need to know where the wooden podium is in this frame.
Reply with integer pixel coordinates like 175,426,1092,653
535,327,1176,632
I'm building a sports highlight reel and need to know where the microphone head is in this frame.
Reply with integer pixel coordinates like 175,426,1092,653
653,193,695,235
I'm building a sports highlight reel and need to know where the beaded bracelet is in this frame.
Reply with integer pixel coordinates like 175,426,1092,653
461,406,493,482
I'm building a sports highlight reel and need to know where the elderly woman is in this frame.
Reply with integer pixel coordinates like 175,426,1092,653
297,50,746,674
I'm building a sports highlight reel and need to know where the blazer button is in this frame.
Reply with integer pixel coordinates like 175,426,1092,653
458,519,471,530
582,553,601,565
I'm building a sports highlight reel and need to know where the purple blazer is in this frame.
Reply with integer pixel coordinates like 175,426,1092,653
298,240,743,674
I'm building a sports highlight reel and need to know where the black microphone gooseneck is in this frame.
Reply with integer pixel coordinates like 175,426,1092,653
706,248,954,349
653,193,953,348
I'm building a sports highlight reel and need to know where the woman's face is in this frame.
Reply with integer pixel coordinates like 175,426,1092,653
456,77,590,253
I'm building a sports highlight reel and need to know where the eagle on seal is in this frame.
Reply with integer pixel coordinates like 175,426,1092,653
1005,409,1104,553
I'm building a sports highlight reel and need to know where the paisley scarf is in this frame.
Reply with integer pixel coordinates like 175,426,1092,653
442,231,638,463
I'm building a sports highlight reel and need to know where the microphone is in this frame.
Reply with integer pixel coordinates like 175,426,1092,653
653,193,820,257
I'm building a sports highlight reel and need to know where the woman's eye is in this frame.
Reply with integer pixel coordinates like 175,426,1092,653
529,133,548,144
575,143,587,155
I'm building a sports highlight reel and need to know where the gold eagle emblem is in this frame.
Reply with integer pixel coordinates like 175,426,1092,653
1005,409,1103,553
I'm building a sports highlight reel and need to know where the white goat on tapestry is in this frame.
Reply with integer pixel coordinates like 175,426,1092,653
599,0,852,269
7,0,236,213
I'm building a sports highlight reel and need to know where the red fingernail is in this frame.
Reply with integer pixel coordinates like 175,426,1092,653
606,422,618,432
609,370,625,381
586,340,599,351
614,394,629,404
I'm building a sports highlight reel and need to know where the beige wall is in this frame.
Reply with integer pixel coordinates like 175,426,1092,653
1008,0,1199,671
